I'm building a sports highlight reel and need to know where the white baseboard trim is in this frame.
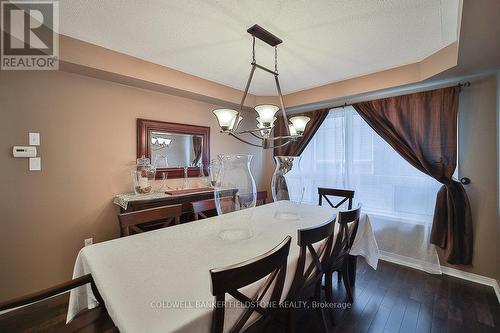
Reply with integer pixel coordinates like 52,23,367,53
379,257,500,304
441,266,500,304
378,252,442,275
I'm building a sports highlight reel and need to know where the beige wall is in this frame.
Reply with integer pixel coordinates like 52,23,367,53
497,71,500,286
440,75,499,278
0,70,265,300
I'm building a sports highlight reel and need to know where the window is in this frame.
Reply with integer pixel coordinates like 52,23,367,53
300,106,441,223
298,105,444,273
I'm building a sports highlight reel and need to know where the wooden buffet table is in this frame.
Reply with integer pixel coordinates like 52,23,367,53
113,188,237,222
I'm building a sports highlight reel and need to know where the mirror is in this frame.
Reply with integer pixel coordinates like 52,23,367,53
150,131,203,168
137,119,210,178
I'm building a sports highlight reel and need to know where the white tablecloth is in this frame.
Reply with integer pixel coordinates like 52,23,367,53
67,201,378,332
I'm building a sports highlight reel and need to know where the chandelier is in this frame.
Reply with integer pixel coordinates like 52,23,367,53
212,25,310,149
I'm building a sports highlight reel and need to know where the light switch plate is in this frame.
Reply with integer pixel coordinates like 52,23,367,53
29,133,40,146
29,157,41,171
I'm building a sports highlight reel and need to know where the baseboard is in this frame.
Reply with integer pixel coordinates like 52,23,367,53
441,266,500,304
379,256,500,304
378,252,442,275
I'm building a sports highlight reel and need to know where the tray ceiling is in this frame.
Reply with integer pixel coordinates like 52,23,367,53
59,0,460,96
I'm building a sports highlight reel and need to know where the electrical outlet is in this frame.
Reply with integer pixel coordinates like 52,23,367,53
84,238,93,247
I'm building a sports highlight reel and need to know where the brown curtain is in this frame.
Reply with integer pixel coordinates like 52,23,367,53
273,108,330,156
191,136,202,165
353,86,472,265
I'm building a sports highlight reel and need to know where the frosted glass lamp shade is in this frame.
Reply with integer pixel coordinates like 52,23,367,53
213,109,238,131
254,105,279,126
256,117,277,128
289,124,298,136
289,116,310,135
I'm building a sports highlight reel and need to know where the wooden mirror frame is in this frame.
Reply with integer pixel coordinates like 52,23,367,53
137,119,210,179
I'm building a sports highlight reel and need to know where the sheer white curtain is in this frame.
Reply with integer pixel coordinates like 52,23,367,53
300,106,442,273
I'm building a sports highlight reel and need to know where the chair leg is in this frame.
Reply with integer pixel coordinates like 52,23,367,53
288,307,296,333
341,267,353,303
347,255,357,287
324,272,335,325
315,282,329,333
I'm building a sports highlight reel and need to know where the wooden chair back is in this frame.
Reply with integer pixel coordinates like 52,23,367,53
191,197,233,220
236,191,268,208
327,205,361,272
256,191,268,206
287,220,335,301
209,236,291,333
318,187,355,209
118,204,182,236
0,274,117,332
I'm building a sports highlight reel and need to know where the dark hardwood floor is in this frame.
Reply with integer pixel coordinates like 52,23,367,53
1,260,499,333
303,260,500,333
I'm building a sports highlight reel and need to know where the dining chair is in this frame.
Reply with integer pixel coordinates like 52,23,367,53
209,236,291,333
236,191,268,208
324,205,361,311
256,191,268,206
191,197,233,220
118,204,182,236
0,274,117,332
286,220,335,333
318,187,355,209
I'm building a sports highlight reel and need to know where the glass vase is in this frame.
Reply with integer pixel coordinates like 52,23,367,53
132,167,156,195
208,160,221,187
132,156,156,195
214,154,256,240
271,156,304,219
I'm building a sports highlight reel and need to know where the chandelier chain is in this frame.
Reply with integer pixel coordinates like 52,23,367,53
252,36,256,62
274,46,278,73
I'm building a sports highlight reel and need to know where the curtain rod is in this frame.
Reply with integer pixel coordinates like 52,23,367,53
334,81,471,109
284,70,495,114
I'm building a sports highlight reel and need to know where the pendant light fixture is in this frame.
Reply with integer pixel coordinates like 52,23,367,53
212,25,310,149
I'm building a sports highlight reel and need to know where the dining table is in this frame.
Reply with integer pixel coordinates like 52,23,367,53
67,200,379,333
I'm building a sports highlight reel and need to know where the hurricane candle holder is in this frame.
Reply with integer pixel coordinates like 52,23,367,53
214,154,256,240
271,156,304,219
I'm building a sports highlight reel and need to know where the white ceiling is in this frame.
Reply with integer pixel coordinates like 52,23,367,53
59,0,460,96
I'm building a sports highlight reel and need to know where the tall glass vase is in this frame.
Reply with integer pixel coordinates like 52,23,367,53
208,160,221,187
271,156,304,219
214,154,256,240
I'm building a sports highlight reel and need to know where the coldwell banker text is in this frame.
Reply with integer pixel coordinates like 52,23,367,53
1,1,59,70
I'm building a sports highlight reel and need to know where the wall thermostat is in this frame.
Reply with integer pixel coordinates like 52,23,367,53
12,146,37,158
